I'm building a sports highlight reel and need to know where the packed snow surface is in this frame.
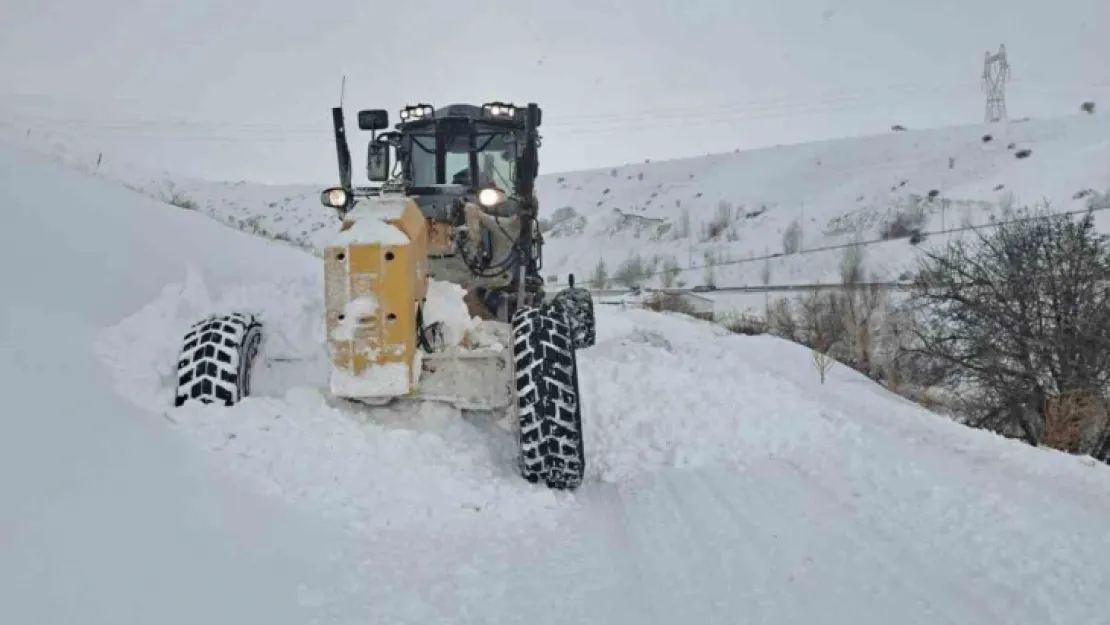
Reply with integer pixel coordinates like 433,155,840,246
4,127,1110,624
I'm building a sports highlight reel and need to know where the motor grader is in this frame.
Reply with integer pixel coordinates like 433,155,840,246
171,100,596,490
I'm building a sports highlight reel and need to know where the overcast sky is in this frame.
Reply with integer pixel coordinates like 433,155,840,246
1,0,1107,183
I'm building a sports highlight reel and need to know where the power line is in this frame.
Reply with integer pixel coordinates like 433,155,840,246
552,197,1110,291
3,73,1107,142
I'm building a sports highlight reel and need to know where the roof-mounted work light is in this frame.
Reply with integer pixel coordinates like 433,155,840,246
482,102,517,118
399,103,435,122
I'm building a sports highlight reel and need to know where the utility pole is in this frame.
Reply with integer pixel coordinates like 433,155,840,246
982,44,1010,123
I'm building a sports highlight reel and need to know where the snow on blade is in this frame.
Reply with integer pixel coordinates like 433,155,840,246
334,197,411,245
422,278,480,348
329,360,413,397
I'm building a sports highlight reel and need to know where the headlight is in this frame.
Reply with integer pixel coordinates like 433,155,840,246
321,187,349,209
478,188,505,208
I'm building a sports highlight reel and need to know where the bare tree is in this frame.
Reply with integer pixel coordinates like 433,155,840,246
782,219,802,254
796,290,847,357
908,204,1110,455
760,258,772,316
812,347,835,384
613,254,647,287
837,243,886,376
660,256,681,288
590,257,609,289
701,250,718,287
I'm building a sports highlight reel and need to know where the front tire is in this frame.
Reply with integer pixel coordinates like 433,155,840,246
512,304,585,490
174,313,263,407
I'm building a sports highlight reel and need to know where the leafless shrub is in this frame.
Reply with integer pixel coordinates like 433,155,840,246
163,182,198,210
613,254,647,287
672,209,692,240
590,257,609,289
1043,389,1104,454
879,197,927,240
718,313,766,336
766,297,799,342
908,203,1110,456
644,292,699,317
659,256,681,287
760,246,890,383
701,200,738,241
782,219,802,254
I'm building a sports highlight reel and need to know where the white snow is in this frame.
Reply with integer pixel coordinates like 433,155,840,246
4,119,1110,624
329,360,413,398
333,294,378,342
334,217,408,246
422,278,480,348
0,144,352,624
334,197,412,246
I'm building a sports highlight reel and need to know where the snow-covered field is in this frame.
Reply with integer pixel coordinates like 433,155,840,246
6,112,1109,317
3,126,1110,623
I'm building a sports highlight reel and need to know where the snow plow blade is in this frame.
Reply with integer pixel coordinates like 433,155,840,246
412,345,512,410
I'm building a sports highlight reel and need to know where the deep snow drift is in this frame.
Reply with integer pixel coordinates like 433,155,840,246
0,144,355,624
3,140,1110,624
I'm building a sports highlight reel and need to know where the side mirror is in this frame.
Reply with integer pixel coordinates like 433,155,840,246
367,142,390,182
358,109,389,131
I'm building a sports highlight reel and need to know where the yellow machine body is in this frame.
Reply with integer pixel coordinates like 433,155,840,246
324,195,429,399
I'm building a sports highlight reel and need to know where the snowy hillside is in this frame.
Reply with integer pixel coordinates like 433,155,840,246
3,139,1110,623
541,113,1110,287
7,112,1110,317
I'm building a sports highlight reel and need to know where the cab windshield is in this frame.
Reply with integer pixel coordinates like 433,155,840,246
405,123,517,189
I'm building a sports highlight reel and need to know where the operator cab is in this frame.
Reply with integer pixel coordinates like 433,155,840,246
319,100,546,316
350,102,541,223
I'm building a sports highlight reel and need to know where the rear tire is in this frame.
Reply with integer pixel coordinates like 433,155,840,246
550,285,596,350
174,313,263,407
512,304,585,490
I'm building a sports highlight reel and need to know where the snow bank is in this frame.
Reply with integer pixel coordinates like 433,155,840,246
577,307,858,482
0,143,357,624
97,267,571,537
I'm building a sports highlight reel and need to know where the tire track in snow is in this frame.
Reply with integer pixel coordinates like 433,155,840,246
774,456,1049,625
577,483,665,625
768,455,1012,625
700,461,972,625
655,469,800,624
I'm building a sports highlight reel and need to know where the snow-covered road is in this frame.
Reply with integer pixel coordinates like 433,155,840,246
296,445,1109,625
3,141,1109,625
